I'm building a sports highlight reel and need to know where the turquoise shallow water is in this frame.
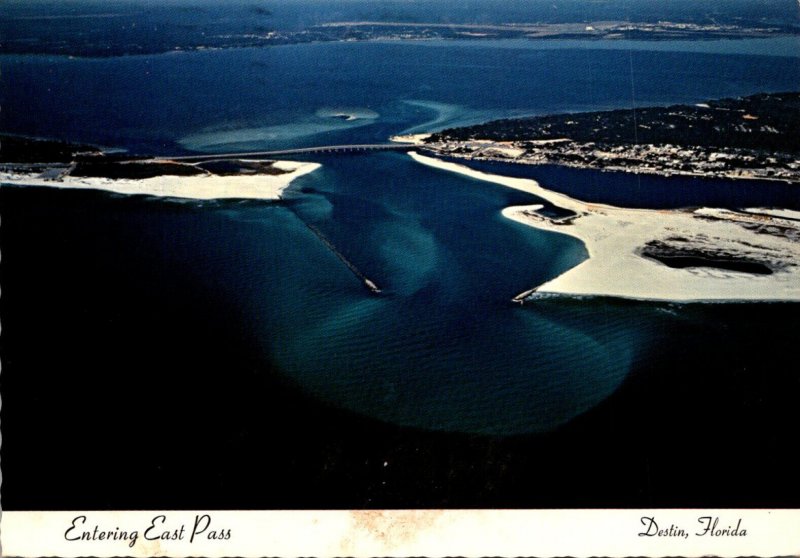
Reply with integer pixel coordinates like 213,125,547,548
274,153,641,433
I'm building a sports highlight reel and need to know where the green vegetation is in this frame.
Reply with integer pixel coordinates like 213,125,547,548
428,92,800,154
1,134,290,180
0,134,102,164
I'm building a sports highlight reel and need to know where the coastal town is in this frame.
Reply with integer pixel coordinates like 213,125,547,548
414,92,800,183
413,137,800,182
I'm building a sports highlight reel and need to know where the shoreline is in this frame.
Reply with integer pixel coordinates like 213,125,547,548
428,151,800,185
408,151,800,303
0,160,320,201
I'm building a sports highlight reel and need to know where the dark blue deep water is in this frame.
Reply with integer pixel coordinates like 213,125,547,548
2,37,800,508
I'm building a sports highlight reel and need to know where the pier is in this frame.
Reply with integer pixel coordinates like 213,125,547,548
301,220,382,295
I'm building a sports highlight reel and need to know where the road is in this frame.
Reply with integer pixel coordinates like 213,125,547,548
148,143,414,162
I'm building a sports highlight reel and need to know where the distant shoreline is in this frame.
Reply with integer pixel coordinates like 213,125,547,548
3,19,796,58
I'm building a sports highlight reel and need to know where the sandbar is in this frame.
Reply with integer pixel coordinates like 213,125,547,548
409,151,800,302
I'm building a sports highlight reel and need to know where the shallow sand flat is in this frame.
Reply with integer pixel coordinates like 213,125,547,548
409,151,800,302
0,160,320,200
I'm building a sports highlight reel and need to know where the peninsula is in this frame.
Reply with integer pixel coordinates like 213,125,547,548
409,151,800,302
0,135,319,200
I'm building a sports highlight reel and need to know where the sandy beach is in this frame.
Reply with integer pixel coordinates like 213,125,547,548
0,160,320,201
409,151,800,302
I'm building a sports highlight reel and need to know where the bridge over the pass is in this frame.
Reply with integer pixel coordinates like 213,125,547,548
149,143,415,162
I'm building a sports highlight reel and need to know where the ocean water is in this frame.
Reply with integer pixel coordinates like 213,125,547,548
2,37,800,508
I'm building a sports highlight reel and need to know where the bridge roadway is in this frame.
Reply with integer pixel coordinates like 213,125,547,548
150,143,414,162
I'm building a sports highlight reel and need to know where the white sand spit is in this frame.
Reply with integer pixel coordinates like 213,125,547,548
409,151,800,302
0,160,320,201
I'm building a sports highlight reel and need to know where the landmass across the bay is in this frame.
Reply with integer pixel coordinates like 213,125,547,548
3,15,796,57
308,19,791,43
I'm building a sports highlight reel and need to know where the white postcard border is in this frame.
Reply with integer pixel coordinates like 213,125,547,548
2,509,799,557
